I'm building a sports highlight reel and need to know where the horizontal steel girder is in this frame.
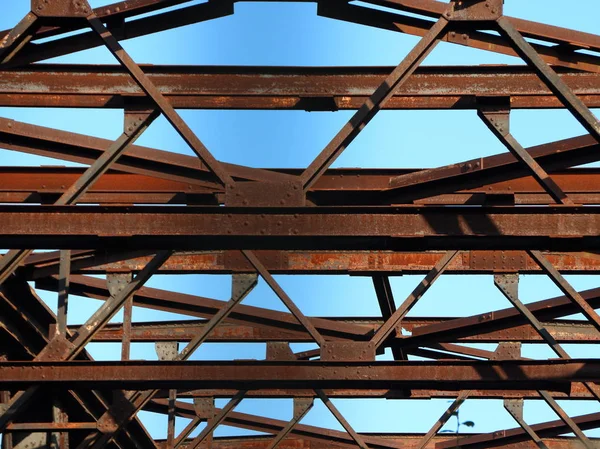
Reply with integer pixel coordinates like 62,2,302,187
1,167,600,206
0,360,599,391
22,249,600,275
147,400,600,449
0,205,598,250
35,274,600,345
151,435,598,449
0,64,600,110
80,318,600,344
1,118,599,207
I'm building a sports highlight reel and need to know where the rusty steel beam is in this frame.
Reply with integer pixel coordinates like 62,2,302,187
0,359,595,390
81,318,600,345
169,385,596,400
23,249,600,276
36,274,374,342
319,1,600,74
0,278,156,449
359,0,600,52
3,64,600,110
3,1,234,67
386,134,600,203
151,399,405,449
34,274,600,346
4,166,600,206
0,0,194,43
3,0,598,73
398,286,600,349
434,411,600,449
149,398,600,448
0,205,598,250
0,0,598,445
299,16,448,191
0,118,292,186
149,402,598,448
2,117,599,207
155,435,598,449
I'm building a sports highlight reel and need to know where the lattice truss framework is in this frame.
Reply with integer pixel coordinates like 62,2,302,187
0,0,600,448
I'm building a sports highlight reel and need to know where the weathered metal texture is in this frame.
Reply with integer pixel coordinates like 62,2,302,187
3,117,600,207
21,249,600,275
147,401,600,449
4,65,600,110
31,273,600,342
5,166,600,206
76,319,600,345
319,0,600,73
0,279,157,449
0,359,595,390
1,1,600,448
32,0,91,18
158,435,598,449
0,205,597,250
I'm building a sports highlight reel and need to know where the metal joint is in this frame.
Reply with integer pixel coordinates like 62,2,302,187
232,272,258,301
193,397,216,420
266,342,296,361
494,273,519,302
106,272,132,298
445,0,503,22
31,0,92,18
504,398,524,419
156,342,179,361
478,97,511,136
225,181,305,207
320,342,376,361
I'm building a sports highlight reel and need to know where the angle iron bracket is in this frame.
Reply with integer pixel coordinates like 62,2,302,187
478,96,511,137
194,397,216,420
494,273,519,303
293,397,314,419
320,341,376,362
504,398,524,420
156,342,179,361
445,0,503,22
232,273,258,302
32,0,92,18
124,107,156,137
107,272,133,298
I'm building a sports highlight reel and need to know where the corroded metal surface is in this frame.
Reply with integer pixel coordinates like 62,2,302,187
0,1,599,449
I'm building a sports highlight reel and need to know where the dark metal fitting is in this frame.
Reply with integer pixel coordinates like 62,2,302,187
445,0,503,21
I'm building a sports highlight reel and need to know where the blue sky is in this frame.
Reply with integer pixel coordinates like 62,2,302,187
1,0,600,442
